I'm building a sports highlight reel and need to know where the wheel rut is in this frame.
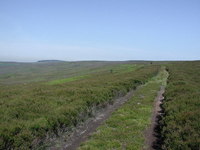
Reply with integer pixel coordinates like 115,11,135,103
46,89,137,150
144,86,165,150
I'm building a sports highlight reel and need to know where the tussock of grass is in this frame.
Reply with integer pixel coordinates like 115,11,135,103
79,67,168,150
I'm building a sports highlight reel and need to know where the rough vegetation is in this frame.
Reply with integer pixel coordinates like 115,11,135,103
0,63,159,149
160,61,200,149
1,61,199,150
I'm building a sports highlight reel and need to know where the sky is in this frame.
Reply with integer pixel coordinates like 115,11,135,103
0,0,200,62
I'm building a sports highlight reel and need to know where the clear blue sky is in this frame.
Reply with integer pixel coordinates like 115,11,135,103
0,0,200,61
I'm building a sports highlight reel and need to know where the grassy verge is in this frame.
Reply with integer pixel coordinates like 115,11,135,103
48,75,90,85
47,64,141,85
0,65,159,149
160,62,200,149
79,67,168,150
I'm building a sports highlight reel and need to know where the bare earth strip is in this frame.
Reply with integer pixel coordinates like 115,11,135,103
144,86,165,150
46,89,136,150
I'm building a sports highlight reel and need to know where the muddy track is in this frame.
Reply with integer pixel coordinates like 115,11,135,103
144,86,165,150
45,89,136,150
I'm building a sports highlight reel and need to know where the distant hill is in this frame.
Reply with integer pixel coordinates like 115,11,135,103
37,60,65,63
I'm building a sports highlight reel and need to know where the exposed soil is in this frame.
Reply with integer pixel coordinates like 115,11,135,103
144,86,165,150
45,89,136,150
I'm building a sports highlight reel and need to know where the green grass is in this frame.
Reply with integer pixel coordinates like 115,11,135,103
79,67,168,150
107,64,140,74
47,64,141,85
0,64,160,149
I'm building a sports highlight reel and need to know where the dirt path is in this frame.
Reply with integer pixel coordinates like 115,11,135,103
144,86,165,150
46,89,136,150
